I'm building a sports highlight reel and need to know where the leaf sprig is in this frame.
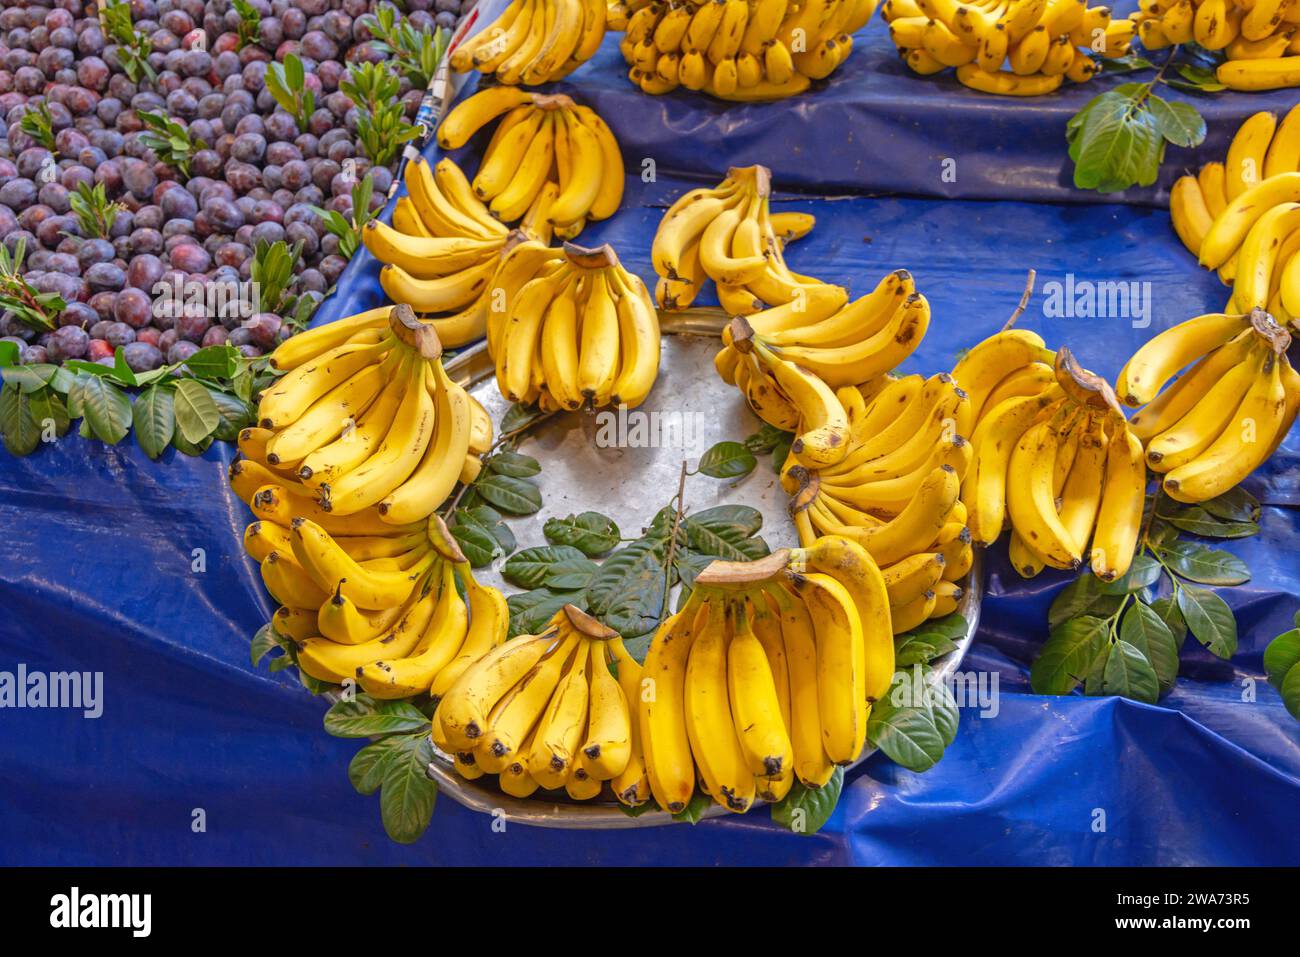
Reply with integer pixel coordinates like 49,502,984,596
266,53,316,134
367,3,451,90
310,173,378,261
18,101,56,151
1264,611,1300,720
0,238,64,332
231,0,262,50
99,0,156,85
68,182,125,240
138,109,203,178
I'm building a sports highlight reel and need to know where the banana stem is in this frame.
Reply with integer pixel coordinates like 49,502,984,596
1001,269,1037,332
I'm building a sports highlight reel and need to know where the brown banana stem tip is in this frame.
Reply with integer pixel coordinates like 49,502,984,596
1248,306,1293,354
531,93,574,111
388,303,442,360
727,315,756,353
694,548,792,586
426,514,467,563
788,470,820,515
561,604,620,639
562,241,619,269
1054,345,1122,416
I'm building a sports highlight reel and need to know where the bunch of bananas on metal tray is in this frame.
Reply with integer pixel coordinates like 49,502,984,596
247,516,509,700
1171,105,1300,326
957,333,1149,581
448,0,608,85
362,156,541,349
1118,309,1300,504
1133,0,1300,90
652,164,844,314
489,242,661,411
609,0,878,100
230,305,492,529
436,88,625,241
712,270,930,470
637,538,894,813
776,371,973,630
880,0,1133,95
433,604,648,802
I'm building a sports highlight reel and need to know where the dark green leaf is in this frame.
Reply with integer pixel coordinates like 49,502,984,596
132,384,175,459
1102,639,1159,703
1030,616,1110,695
1263,629,1300,691
1,364,53,392
183,344,239,380
379,733,437,844
1071,89,1163,192
744,423,790,455
543,511,621,556
894,613,967,666
500,402,547,434
1281,664,1300,720
1160,540,1250,585
506,588,575,638
866,668,946,772
323,695,430,738
698,440,757,479
0,382,41,455
1171,62,1227,92
585,537,671,638
544,556,600,592
0,341,18,366
1099,553,1162,594
681,505,768,561
1120,601,1179,695
670,791,714,824
26,388,69,440
1177,585,1237,658
502,545,588,589
770,767,843,835
1163,506,1259,539
74,374,132,444
172,377,222,444
486,449,541,478
1147,95,1206,148
349,736,405,796
476,473,542,515
1049,572,1123,628
1148,594,1187,644
449,518,502,568
250,622,283,667
1200,487,1260,523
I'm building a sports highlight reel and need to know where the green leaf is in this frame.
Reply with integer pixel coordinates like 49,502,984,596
929,673,960,746
448,517,502,568
27,388,69,440
506,588,575,638
485,450,541,478
544,556,600,592
1147,95,1206,148
499,402,547,435
250,622,283,667
182,344,239,380
379,733,437,844
323,695,430,738
681,505,768,561
893,613,967,667
1098,554,1162,594
204,386,254,442
1120,601,1179,695
1049,572,1123,629
502,545,588,589
1171,62,1227,93
1177,585,1238,659
1030,616,1110,695
670,791,714,825
585,537,671,638
1101,639,1160,703
744,423,790,455
0,341,18,366
132,384,175,459
1281,664,1300,721
1200,487,1260,523
1159,541,1250,585
1070,89,1164,193
698,440,757,479
1263,629,1300,691
172,378,222,444
1,364,53,391
543,511,621,556
866,668,946,772
770,767,843,835
74,374,132,444
1148,594,1187,644
1163,506,1259,539
349,736,405,796
0,382,41,455
476,473,543,515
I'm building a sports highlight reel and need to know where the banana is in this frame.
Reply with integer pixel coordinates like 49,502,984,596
257,332,389,431
1008,528,1045,578
1057,414,1107,555
1127,331,1255,440
652,185,741,280
404,157,505,242
1170,175,1214,257
244,519,291,562
296,574,436,684
762,580,835,788
952,328,1055,419
788,570,866,764
571,105,624,221
1227,111,1279,202
437,627,560,752
267,309,389,373
361,220,500,281
290,519,434,609
608,638,651,806
956,63,1063,95
1006,413,1082,570
490,113,557,223
1146,348,1263,473
881,551,946,606
1265,103,1300,178
264,357,391,466
890,589,937,632
1115,312,1250,406
577,269,621,407
273,605,318,642
1090,422,1147,580
379,258,498,315
527,640,591,789
580,642,633,780
640,594,706,813
1163,352,1289,503
1198,172,1300,269
1009,24,1051,73
727,601,794,778
1198,162,1229,219
378,364,472,525
1233,202,1300,310
684,599,754,812
260,549,331,610
608,268,662,409
317,582,407,645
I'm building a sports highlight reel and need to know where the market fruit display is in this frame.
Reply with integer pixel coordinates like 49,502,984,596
435,87,625,240
1118,308,1300,503
448,0,608,85
713,270,929,469
880,0,1133,95
1169,105,1300,324
362,155,547,347
1133,0,1300,90
432,604,646,802
0,0,440,369
232,303,492,523
638,539,893,813
490,241,661,411
652,165,843,315
611,0,878,100
960,337,1146,581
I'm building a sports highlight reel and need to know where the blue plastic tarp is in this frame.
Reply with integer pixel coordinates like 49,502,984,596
2,25,1299,865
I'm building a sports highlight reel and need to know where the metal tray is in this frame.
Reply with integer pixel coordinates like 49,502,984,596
427,313,981,828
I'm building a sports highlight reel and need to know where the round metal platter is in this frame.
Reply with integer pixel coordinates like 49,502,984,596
425,313,981,828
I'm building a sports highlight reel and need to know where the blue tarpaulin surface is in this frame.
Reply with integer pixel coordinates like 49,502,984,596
2,24,1299,865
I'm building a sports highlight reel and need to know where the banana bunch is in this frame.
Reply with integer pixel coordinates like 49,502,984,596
243,516,508,698
1170,105,1300,326
436,88,625,241
235,305,492,527
881,0,1132,96
491,242,662,411
960,338,1147,582
715,272,931,470
614,0,878,100
639,537,894,813
652,165,840,314
1119,308,1300,503
772,372,974,629
433,605,649,803
362,156,542,349
447,0,608,85
1133,0,1300,90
